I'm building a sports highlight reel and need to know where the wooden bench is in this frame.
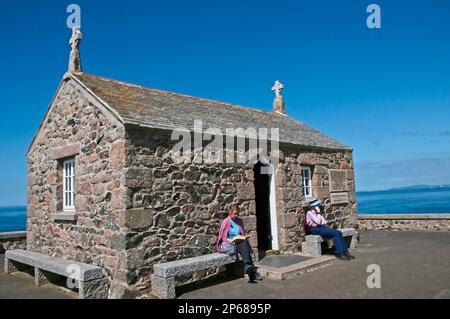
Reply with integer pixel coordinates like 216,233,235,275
151,253,242,299
4,249,109,299
301,228,358,256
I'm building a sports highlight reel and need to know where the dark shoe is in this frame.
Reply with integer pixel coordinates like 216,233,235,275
244,264,256,275
253,271,263,281
248,271,257,283
344,252,355,259
336,253,351,261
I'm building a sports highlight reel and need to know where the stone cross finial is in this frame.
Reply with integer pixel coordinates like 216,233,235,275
271,80,284,97
68,27,83,73
272,80,286,114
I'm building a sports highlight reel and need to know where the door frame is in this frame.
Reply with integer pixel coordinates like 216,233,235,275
253,157,279,250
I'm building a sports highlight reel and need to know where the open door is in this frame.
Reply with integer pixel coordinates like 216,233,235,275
253,161,272,252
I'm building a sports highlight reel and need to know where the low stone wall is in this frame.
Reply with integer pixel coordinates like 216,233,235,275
358,214,450,232
0,231,27,253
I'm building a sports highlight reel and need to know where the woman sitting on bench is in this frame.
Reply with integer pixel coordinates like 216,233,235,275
216,204,262,283
306,198,355,261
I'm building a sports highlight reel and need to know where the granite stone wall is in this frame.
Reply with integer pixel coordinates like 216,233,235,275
121,128,357,297
358,214,450,232
120,127,258,295
27,78,128,296
275,145,357,252
0,231,27,253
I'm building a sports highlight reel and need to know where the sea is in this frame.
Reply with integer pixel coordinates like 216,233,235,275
356,187,450,215
0,188,449,232
0,206,27,233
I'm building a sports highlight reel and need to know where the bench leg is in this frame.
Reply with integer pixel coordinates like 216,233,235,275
34,267,50,286
151,275,176,299
4,257,19,274
79,278,110,299
226,262,245,277
301,241,322,256
350,235,357,249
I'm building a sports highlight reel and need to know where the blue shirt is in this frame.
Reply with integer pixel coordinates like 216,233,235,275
228,219,241,239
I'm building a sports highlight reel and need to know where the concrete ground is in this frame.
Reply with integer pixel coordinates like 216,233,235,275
178,231,450,299
0,255,76,299
1,231,449,299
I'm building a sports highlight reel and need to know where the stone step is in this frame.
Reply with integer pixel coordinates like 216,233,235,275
255,254,336,280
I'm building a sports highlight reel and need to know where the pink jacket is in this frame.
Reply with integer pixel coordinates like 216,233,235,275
216,216,245,252
306,210,327,227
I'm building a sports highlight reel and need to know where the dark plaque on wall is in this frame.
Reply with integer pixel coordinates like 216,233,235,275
329,169,348,192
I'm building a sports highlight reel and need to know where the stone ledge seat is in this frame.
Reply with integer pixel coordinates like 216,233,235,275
152,252,242,299
301,228,358,256
4,249,108,299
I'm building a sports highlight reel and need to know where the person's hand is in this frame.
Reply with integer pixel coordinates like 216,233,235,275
232,235,247,242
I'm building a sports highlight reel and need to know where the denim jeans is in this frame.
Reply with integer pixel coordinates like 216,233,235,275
310,226,348,254
235,239,254,266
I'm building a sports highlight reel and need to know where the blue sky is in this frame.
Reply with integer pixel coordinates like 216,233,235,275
0,0,449,205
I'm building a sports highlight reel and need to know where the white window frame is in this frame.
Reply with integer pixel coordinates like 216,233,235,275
63,158,76,212
301,166,312,198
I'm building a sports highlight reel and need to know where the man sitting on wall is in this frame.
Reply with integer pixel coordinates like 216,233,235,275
306,198,355,261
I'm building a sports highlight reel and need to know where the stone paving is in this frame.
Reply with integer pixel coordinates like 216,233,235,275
178,231,450,299
1,231,449,299
0,254,76,299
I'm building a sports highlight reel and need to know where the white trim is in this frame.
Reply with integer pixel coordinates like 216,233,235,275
301,166,312,198
269,164,279,250
63,158,75,212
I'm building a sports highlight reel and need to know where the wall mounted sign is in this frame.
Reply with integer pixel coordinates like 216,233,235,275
329,169,348,192
330,192,350,205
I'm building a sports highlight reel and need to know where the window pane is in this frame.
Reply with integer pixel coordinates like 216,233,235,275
301,167,312,197
63,159,75,210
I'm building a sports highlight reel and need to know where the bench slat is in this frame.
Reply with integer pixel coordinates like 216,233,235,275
305,228,356,242
154,253,238,278
5,249,103,282
339,228,357,237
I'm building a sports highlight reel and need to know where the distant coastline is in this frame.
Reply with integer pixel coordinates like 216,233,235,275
358,184,450,193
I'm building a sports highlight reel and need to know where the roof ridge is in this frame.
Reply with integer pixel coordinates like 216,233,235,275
74,72,299,120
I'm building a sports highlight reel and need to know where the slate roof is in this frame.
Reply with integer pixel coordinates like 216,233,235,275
72,72,351,150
